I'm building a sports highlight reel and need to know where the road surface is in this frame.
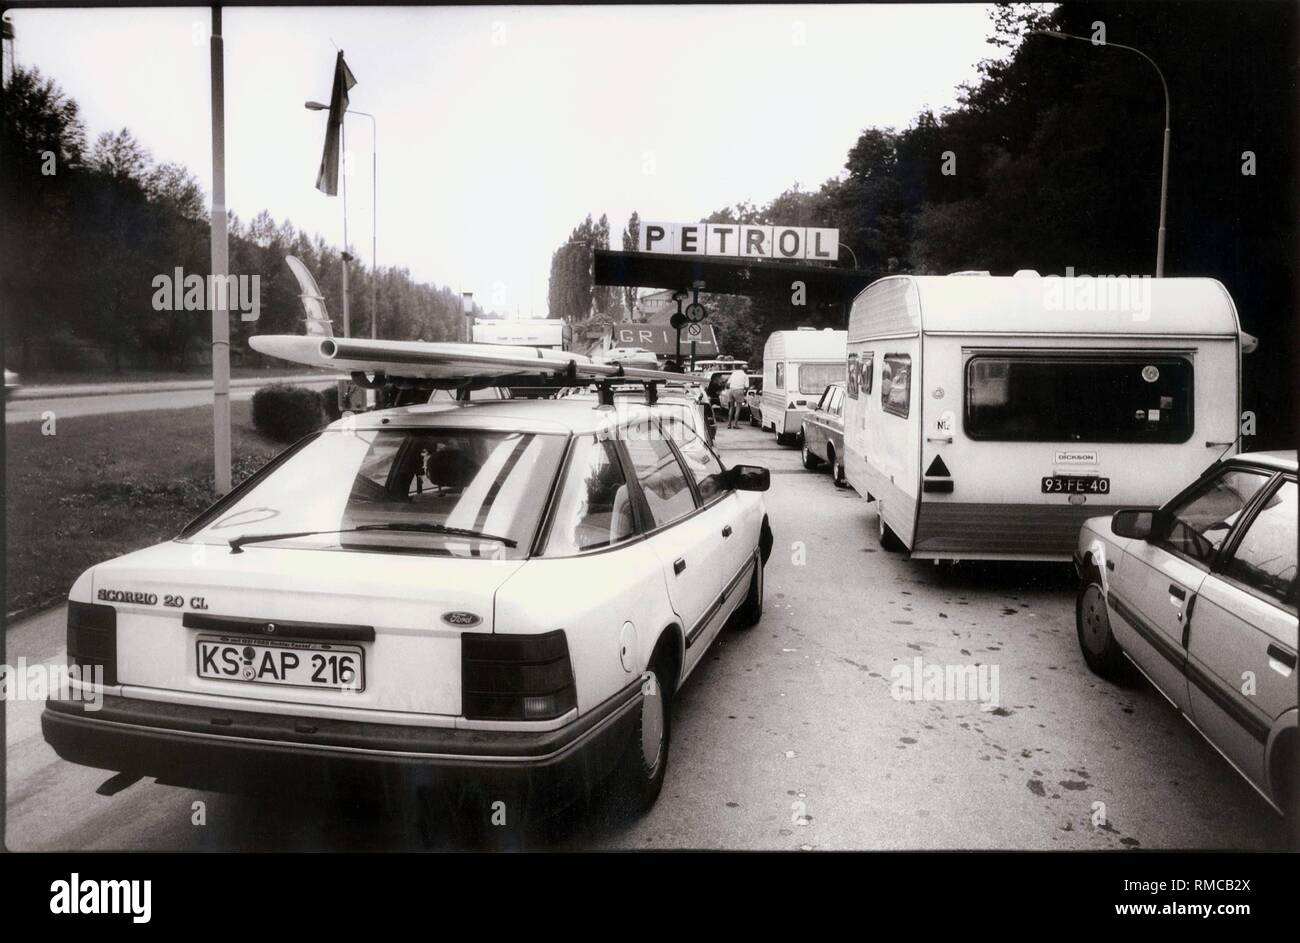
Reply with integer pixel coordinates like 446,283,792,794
4,376,339,424
3,424,1283,850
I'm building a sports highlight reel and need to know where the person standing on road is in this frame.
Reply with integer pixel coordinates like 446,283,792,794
725,367,747,429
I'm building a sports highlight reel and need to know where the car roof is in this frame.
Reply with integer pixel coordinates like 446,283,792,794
1228,450,1297,473
328,396,693,435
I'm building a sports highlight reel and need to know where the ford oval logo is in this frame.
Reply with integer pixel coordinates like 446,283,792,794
442,611,482,627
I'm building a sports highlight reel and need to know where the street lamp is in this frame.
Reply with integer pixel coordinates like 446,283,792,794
307,101,378,335
838,242,859,269
1027,29,1171,277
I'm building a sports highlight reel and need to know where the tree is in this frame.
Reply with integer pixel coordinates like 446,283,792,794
621,211,640,316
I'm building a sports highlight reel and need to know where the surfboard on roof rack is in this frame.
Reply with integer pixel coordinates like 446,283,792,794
248,334,674,386
260,254,681,393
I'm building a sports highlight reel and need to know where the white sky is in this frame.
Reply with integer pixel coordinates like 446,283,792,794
9,4,1000,317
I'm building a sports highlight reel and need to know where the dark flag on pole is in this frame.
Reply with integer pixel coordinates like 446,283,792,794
315,50,357,196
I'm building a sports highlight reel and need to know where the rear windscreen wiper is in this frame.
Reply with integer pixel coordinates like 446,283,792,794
228,522,516,554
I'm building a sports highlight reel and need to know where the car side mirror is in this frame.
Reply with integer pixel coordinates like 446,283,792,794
726,464,770,492
1111,509,1163,541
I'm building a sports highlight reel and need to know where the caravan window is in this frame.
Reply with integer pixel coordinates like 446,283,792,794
774,363,785,390
880,354,911,418
847,353,872,399
964,356,1193,443
798,363,846,395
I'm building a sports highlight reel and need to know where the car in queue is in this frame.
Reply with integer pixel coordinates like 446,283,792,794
565,385,716,445
800,382,848,486
43,396,774,825
1074,450,1297,834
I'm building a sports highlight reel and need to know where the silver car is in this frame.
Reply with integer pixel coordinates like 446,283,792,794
1074,450,1297,836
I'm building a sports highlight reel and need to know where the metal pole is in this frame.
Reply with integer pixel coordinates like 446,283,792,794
209,6,231,495
371,128,377,337
341,121,350,337
347,111,377,339
1028,30,1171,276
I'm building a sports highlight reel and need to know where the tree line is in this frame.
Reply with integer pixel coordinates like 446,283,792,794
1,65,478,374
546,2,1295,441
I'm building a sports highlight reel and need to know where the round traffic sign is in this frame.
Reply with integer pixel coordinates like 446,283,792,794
684,301,706,323
687,322,703,338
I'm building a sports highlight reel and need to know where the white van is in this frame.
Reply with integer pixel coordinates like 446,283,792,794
760,328,847,445
844,273,1250,561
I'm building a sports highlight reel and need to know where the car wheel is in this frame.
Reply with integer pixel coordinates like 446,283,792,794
829,446,846,487
776,431,794,447
610,650,672,816
736,555,764,628
801,432,820,469
1076,576,1124,679
877,500,905,552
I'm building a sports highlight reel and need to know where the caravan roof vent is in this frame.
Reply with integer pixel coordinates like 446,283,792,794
1012,269,1041,278
797,326,816,331
947,270,991,277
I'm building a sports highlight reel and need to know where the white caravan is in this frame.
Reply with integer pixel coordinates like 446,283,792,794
760,328,847,444
844,273,1250,561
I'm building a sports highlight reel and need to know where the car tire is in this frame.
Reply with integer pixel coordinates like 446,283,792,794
777,432,794,447
801,431,820,469
736,555,764,628
877,500,905,552
610,649,673,816
829,446,846,487
1075,575,1125,679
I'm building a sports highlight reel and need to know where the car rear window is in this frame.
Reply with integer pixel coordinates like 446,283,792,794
186,428,565,559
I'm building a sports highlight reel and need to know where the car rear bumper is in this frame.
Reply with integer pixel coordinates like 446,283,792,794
43,680,642,810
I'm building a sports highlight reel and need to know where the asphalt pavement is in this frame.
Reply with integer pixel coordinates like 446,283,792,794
3,422,1284,850
4,375,340,424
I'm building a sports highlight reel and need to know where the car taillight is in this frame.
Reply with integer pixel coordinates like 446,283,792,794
67,601,117,685
461,629,577,721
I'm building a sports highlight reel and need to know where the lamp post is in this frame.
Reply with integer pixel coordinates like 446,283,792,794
838,242,859,269
307,101,378,334
1028,29,1171,277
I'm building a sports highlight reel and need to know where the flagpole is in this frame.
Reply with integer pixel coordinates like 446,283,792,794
341,120,350,338
209,5,231,495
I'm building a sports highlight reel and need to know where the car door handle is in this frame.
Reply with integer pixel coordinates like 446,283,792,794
721,525,732,538
1168,584,1186,600
1267,644,1297,670
673,558,686,575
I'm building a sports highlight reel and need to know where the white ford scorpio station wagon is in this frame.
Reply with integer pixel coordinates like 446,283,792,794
43,397,773,819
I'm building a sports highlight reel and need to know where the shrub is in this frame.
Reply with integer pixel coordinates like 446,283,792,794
251,383,326,442
319,385,342,422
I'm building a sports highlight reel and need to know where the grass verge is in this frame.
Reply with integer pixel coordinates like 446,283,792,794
5,402,284,617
